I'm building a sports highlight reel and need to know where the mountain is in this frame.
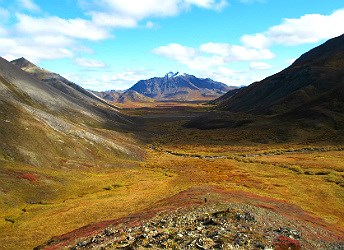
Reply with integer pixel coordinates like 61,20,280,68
11,57,109,107
92,90,123,102
1,56,142,167
209,87,246,105
129,72,235,101
218,34,344,115
92,89,154,104
0,56,147,249
187,34,344,142
117,90,155,103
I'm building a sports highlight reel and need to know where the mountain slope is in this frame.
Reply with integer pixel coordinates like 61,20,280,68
117,90,155,103
130,72,235,101
218,34,344,115
0,56,146,250
0,56,142,166
11,57,110,107
92,89,154,104
187,35,344,143
92,90,122,102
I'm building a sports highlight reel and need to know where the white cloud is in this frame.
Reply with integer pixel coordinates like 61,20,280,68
154,42,274,70
185,0,228,10
65,69,155,91
16,13,110,41
0,9,111,64
241,33,270,49
81,0,228,28
201,66,268,86
18,0,41,12
0,36,74,63
0,0,229,66
75,58,107,68
97,0,181,19
153,43,226,70
0,26,7,36
153,43,197,62
199,42,275,61
242,9,344,48
249,61,272,70
31,35,75,47
89,12,137,28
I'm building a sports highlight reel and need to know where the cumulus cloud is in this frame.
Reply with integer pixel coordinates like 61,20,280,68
81,0,228,29
241,33,271,49
18,0,41,12
0,37,74,63
242,9,344,48
16,13,110,41
65,69,156,91
75,58,107,68
186,0,228,10
89,12,137,28
201,42,274,60
153,43,197,62
153,42,274,71
0,0,230,67
153,43,226,70
200,66,269,86
0,12,105,62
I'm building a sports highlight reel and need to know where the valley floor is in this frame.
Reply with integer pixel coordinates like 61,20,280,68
1,103,343,249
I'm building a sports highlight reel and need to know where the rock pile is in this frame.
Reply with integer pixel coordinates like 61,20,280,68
70,203,342,249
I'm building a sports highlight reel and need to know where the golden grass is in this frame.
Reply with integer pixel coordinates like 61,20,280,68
0,159,178,250
143,147,344,227
1,104,343,249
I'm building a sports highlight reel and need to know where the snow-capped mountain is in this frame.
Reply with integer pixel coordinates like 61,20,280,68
129,72,236,101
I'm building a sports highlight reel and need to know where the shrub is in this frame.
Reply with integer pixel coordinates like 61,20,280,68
273,236,301,250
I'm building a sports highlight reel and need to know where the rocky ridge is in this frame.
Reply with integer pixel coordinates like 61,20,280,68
63,203,343,250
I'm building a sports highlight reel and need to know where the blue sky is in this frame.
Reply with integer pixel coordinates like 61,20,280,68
0,0,344,90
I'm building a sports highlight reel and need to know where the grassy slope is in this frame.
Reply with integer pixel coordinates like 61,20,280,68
0,159,177,250
0,58,149,249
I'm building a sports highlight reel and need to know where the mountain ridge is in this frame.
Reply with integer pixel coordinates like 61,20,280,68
129,72,235,101
217,34,344,115
11,57,111,107
1,56,142,167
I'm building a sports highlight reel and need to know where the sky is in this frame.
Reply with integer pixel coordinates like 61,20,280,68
0,0,344,91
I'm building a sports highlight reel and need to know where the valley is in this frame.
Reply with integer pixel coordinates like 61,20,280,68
1,103,343,249
0,34,344,249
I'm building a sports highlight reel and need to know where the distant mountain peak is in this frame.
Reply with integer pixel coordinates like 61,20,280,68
130,72,236,101
12,57,36,68
11,57,51,75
